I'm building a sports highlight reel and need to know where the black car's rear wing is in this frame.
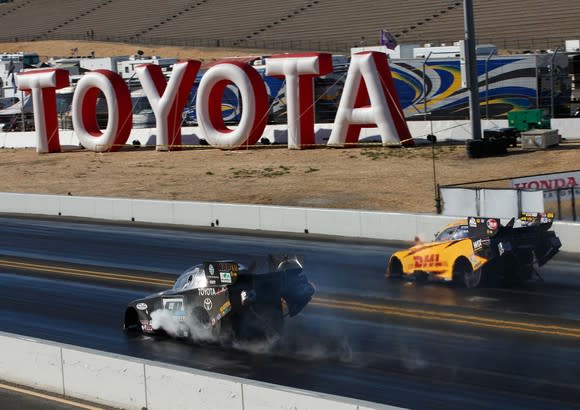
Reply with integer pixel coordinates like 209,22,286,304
497,213,559,265
466,213,561,266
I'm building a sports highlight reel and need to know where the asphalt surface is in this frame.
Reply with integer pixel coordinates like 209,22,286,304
0,381,112,409
0,215,580,409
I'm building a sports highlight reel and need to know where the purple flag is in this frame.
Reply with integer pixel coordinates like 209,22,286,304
380,30,398,50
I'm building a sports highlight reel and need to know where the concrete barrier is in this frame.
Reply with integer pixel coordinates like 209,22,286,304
62,348,147,409
1,119,578,149
0,192,577,253
145,364,243,410
0,333,63,395
0,331,397,410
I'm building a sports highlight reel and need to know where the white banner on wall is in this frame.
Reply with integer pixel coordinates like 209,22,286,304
511,170,580,191
511,170,579,217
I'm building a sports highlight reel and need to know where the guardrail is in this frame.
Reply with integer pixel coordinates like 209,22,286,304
0,331,396,410
0,192,577,253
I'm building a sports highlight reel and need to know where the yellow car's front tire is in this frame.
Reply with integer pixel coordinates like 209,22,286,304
386,257,403,279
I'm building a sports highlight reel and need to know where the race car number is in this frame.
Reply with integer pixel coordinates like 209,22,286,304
413,254,443,269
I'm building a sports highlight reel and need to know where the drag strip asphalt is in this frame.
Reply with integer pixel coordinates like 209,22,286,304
0,215,579,409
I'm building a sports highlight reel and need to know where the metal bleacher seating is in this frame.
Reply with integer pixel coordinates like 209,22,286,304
0,0,578,52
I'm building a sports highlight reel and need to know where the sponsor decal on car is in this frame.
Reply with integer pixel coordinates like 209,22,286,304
469,217,477,227
220,271,232,284
472,239,483,251
469,254,482,270
163,298,185,319
198,288,217,296
219,300,232,315
203,298,213,311
136,303,148,310
413,254,444,269
140,320,153,332
486,219,498,231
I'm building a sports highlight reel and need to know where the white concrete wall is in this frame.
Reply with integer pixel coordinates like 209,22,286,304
0,334,63,395
0,192,577,252
62,348,147,409
0,119,577,149
0,331,398,410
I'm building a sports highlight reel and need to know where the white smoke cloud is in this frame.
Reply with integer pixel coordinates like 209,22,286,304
150,309,216,342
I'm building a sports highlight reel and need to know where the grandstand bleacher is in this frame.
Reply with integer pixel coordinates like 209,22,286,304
0,0,578,52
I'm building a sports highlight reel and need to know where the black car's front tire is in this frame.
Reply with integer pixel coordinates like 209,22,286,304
123,307,142,336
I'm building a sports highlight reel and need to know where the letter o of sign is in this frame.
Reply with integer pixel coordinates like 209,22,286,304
72,70,132,152
196,62,268,148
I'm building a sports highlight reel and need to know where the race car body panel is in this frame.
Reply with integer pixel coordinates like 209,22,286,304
394,237,486,282
387,213,561,287
124,255,315,340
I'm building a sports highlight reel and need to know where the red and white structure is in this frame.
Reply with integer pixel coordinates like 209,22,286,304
16,52,412,153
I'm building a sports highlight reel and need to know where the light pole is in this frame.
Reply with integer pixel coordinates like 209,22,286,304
464,0,481,140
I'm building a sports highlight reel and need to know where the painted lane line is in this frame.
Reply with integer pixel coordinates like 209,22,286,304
313,299,580,339
315,297,580,334
3,258,579,338
0,260,173,286
0,382,104,410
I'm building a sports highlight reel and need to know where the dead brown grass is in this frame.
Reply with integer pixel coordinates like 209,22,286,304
0,144,578,214
0,40,289,63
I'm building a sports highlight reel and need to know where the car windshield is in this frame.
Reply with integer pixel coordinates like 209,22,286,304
435,225,469,242
172,266,207,291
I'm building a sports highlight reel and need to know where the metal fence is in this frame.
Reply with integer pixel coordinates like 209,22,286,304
440,173,579,222
543,187,579,221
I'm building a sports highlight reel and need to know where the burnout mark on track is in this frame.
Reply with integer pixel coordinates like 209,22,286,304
467,296,499,303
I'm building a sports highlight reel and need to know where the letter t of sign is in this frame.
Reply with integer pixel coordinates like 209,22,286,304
266,53,333,149
16,69,70,153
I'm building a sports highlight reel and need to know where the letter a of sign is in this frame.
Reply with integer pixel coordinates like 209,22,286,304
328,52,413,147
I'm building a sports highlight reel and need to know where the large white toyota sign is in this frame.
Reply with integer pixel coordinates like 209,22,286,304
16,52,413,153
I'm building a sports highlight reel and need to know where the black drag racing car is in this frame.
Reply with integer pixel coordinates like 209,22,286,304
124,255,315,342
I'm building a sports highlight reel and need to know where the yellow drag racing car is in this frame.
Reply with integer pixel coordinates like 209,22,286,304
386,213,561,288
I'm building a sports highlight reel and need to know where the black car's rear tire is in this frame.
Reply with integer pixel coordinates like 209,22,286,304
234,304,284,341
453,258,483,288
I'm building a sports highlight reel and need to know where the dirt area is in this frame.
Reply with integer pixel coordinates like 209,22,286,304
0,144,578,214
0,40,578,214
0,40,286,63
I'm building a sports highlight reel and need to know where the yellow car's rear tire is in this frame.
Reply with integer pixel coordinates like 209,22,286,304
453,258,483,288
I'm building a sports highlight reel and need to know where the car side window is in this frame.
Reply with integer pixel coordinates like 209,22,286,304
436,228,455,242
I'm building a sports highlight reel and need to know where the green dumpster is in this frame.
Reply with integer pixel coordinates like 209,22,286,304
507,109,551,132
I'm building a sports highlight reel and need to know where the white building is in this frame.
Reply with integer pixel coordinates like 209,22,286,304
0,52,39,98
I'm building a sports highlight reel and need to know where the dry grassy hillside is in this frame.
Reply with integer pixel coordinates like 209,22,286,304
0,40,284,62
